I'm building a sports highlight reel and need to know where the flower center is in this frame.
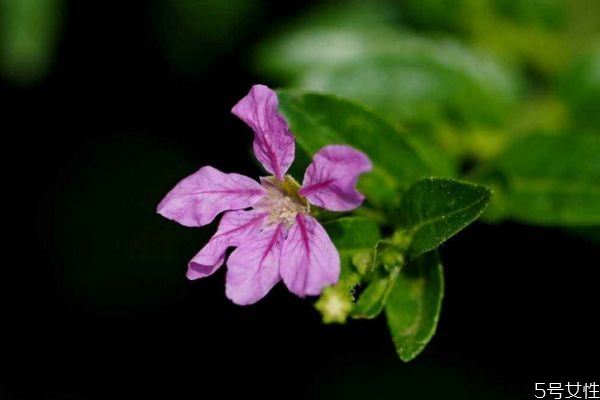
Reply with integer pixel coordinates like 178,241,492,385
256,175,309,227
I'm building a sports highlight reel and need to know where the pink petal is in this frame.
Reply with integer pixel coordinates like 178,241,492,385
157,166,266,227
225,223,285,305
187,210,267,280
231,84,295,180
298,145,372,212
280,214,340,297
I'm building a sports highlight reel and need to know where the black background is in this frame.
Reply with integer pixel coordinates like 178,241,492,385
17,1,599,399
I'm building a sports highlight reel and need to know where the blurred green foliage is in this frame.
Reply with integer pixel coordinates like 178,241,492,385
482,134,600,225
257,0,600,229
559,46,600,133
1,0,64,85
259,5,521,129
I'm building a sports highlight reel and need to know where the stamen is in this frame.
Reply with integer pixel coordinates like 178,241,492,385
256,175,310,227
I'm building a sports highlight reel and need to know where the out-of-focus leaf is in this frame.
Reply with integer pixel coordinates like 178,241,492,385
399,178,491,258
297,37,520,127
494,0,566,28
399,0,565,33
255,1,402,81
277,91,452,205
472,17,570,78
456,0,573,77
399,0,571,78
385,251,444,362
487,134,600,226
560,47,600,133
396,0,470,32
1,0,63,85
257,2,520,127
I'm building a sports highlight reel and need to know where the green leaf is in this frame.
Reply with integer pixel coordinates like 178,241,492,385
399,178,491,258
277,91,450,205
352,263,401,319
323,216,381,249
385,251,444,362
351,238,408,320
322,217,381,281
487,134,600,226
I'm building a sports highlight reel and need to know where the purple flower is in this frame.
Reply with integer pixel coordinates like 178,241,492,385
157,85,372,305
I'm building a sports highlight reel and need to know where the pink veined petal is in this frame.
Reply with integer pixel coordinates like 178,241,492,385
298,145,372,212
187,210,267,280
231,84,295,181
225,223,285,305
157,166,267,227
280,214,340,297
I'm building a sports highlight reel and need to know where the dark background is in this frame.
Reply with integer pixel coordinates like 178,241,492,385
17,1,599,399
